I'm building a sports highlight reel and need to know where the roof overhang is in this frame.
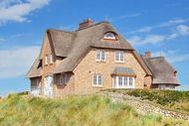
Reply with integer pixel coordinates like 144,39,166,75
111,67,136,77
152,82,180,86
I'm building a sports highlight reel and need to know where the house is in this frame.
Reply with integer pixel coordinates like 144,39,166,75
27,19,180,97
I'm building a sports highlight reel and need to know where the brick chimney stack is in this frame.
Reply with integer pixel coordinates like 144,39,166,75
79,19,94,30
145,51,152,58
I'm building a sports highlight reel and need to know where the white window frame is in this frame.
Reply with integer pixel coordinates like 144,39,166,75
92,74,103,87
49,54,53,64
115,51,124,63
45,55,48,65
114,76,135,89
104,32,116,40
96,50,106,62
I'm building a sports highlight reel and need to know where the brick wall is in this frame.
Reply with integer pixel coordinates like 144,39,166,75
73,48,147,95
54,73,75,98
38,35,151,96
144,76,152,89
40,34,55,95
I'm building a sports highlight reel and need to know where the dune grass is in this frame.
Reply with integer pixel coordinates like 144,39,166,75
0,94,188,126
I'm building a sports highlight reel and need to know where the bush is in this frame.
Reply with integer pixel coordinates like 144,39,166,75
111,89,189,106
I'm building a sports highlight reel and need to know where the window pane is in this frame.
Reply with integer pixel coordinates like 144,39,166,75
118,77,122,86
120,52,124,61
62,75,67,84
101,51,105,60
96,51,101,60
98,75,102,85
124,77,127,86
93,75,97,85
129,77,133,86
116,52,119,61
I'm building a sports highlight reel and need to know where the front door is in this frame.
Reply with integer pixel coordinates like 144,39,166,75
44,75,53,97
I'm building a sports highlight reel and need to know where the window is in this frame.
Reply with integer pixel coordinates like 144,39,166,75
49,54,53,64
115,51,124,62
96,50,106,61
174,71,177,77
104,32,117,40
31,78,41,96
93,74,103,87
31,78,41,91
114,76,135,88
45,55,48,65
59,74,68,85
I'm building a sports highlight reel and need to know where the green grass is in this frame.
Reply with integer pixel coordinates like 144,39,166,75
107,89,189,113
0,94,188,126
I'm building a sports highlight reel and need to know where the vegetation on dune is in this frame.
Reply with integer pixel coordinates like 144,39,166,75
109,89,189,113
0,94,188,126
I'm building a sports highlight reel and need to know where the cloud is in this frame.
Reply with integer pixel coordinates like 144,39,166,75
118,13,141,19
0,46,40,78
10,33,32,38
168,54,189,63
0,33,33,44
158,19,188,28
176,25,189,36
168,25,189,40
0,0,50,25
128,34,167,45
109,13,141,22
152,50,189,64
128,25,189,45
129,18,189,34
134,26,153,33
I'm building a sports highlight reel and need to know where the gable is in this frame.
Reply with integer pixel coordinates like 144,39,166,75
40,32,55,59
47,29,75,57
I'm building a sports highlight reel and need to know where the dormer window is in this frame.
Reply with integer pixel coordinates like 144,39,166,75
104,32,117,40
174,71,177,77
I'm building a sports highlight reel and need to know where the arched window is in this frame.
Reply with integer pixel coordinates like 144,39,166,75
104,32,117,40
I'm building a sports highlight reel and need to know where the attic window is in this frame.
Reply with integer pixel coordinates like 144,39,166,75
104,32,117,40
174,71,177,77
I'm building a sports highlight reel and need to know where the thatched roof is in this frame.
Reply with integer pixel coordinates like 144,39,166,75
143,56,180,85
112,67,135,76
27,56,42,78
27,21,152,78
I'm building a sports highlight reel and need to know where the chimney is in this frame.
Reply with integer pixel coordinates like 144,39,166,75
145,51,152,58
79,19,94,30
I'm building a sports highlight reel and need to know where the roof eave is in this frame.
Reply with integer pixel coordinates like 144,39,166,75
152,82,181,86
90,46,134,51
